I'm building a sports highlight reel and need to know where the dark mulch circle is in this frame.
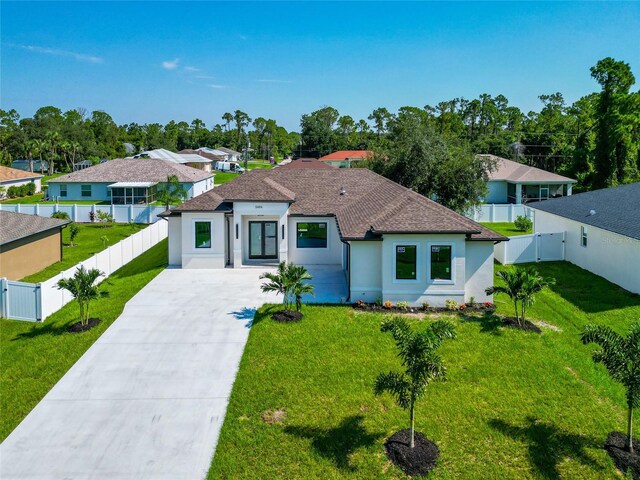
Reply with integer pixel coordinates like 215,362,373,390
501,317,542,333
67,318,101,333
384,429,439,477
605,431,640,479
271,310,303,323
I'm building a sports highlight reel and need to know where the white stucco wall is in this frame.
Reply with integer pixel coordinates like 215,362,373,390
349,241,383,303
464,241,495,303
0,177,42,197
485,181,508,204
232,202,289,267
191,177,214,198
167,216,182,266
534,210,640,294
180,212,227,268
287,216,342,265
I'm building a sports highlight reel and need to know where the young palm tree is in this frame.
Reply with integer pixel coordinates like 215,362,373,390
582,323,640,454
287,264,315,312
260,262,315,313
157,175,187,209
485,267,553,326
375,317,456,448
56,266,105,327
260,261,293,312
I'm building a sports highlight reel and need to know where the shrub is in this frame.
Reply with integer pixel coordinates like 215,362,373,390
96,210,115,226
25,182,36,196
469,296,476,306
445,299,458,311
0,186,5,199
396,301,409,311
89,211,96,223
354,299,366,308
383,300,393,309
7,186,18,198
69,223,80,246
514,215,533,232
375,297,383,306
421,302,430,311
51,211,70,220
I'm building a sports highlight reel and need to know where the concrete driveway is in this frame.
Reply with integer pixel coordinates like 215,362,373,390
0,268,278,480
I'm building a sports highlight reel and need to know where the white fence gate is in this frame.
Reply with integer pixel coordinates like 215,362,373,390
0,220,168,322
0,204,166,224
495,232,565,265
467,204,533,223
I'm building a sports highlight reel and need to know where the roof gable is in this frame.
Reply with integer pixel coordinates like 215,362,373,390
0,166,43,182
481,155,576,183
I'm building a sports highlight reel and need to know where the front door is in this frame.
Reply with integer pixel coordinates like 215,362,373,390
249,221,278,259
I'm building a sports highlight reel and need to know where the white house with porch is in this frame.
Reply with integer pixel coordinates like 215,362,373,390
161,168,507,305
479,154,576,205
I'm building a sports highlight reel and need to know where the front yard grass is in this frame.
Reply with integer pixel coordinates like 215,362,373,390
0,239,168,441
21,223,147,283
209,261,639,479
481,221,532,237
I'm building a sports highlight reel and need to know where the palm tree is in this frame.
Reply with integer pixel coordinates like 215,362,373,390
260,262,314,313
485,267,553,326
287,264,315,312
222,112,233,132
56,266,105,327
374,317,456,448
156,175,187,209
582,323,640,454
260,261,292,312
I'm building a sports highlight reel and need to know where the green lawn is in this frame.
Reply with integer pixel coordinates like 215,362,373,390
481,221,533,237
214,162,275,185
0,239,168,441
1,193,108,204
209,261,639,479
20,223,147,283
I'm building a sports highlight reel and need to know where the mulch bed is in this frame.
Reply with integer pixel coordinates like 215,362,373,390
67,318,101,333
501,317,542,333
353,302,495,315
271,310,303,323
605,431,640,479
384,429,440,477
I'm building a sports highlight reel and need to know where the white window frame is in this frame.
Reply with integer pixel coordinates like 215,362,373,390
580,226,588,248
392,242,420,284
427,242,456,285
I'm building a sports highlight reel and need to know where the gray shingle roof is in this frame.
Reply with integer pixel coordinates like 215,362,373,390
531,182,640,240
48,158,212,184
480,154,576,183
0,211,70,246
171,168,506,242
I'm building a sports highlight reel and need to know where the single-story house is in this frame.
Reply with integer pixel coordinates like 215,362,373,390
0,166,43,198
479,154,576,205
133,148,213,171
11,159,49,173
214,147,242,162
0,210,70,280
48,158,214,204
160,168,506,306
532,182,640,294
278,158,337,170
320,150,373,168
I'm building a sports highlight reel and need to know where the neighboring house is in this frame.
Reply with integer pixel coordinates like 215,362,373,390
480,154,576,205
320,150,373,168
0,166,43,198
0,211,70,280
11,159,49,173
134,148,214,171
532,182,640,294
215,147,242,162
48,158,214,204
160,168,506,306
278,158,337,170
73,159,107,171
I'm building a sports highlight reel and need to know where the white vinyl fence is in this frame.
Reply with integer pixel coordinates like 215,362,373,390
495,232,565,265
0,220,168,322
0,203,166,224
467,204,533,223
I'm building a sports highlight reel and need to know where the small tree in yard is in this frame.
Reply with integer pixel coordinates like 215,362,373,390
485,267,553,326
56,266,105,328
157,175,187,210
260,262,314,316
69,223,79,246
582,323,640,454
375,317,456,448
514,215,533,232
288,264,315,312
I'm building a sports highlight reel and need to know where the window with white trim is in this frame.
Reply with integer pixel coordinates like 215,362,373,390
395,245,417,280
430,245,452,281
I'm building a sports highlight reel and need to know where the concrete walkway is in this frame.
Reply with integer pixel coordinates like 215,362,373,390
0,268,278,480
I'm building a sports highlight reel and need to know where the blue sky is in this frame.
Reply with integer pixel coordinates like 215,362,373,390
2,1,639,131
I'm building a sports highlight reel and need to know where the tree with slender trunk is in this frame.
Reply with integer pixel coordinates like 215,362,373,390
56,266,106,327
287,264,314,312
157,174,187,210
582,323,640,454
374,317,456,448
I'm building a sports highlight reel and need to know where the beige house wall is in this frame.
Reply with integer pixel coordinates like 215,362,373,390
0,229,62,280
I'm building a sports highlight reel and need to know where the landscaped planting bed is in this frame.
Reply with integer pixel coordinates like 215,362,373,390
209,261,639,479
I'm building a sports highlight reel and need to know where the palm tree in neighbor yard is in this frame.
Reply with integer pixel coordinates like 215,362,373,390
157,175,187,210
581,323,640,454
374,317,456,448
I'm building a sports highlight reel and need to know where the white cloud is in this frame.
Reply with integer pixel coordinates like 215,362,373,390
184,66,200,73
162,58,180,70
208,84,227,89
5,43,103,63
256,79,293,84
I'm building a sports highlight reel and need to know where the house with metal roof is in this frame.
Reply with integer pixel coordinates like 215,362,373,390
47,158,213,204
160,168,506,306
479,154,577,205
531,182,640,294
132,148,213,171
0,211,70,280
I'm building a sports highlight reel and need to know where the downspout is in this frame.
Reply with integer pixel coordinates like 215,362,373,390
340,238,351,303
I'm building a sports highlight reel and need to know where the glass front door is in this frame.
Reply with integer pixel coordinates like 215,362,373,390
249,221,278,259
